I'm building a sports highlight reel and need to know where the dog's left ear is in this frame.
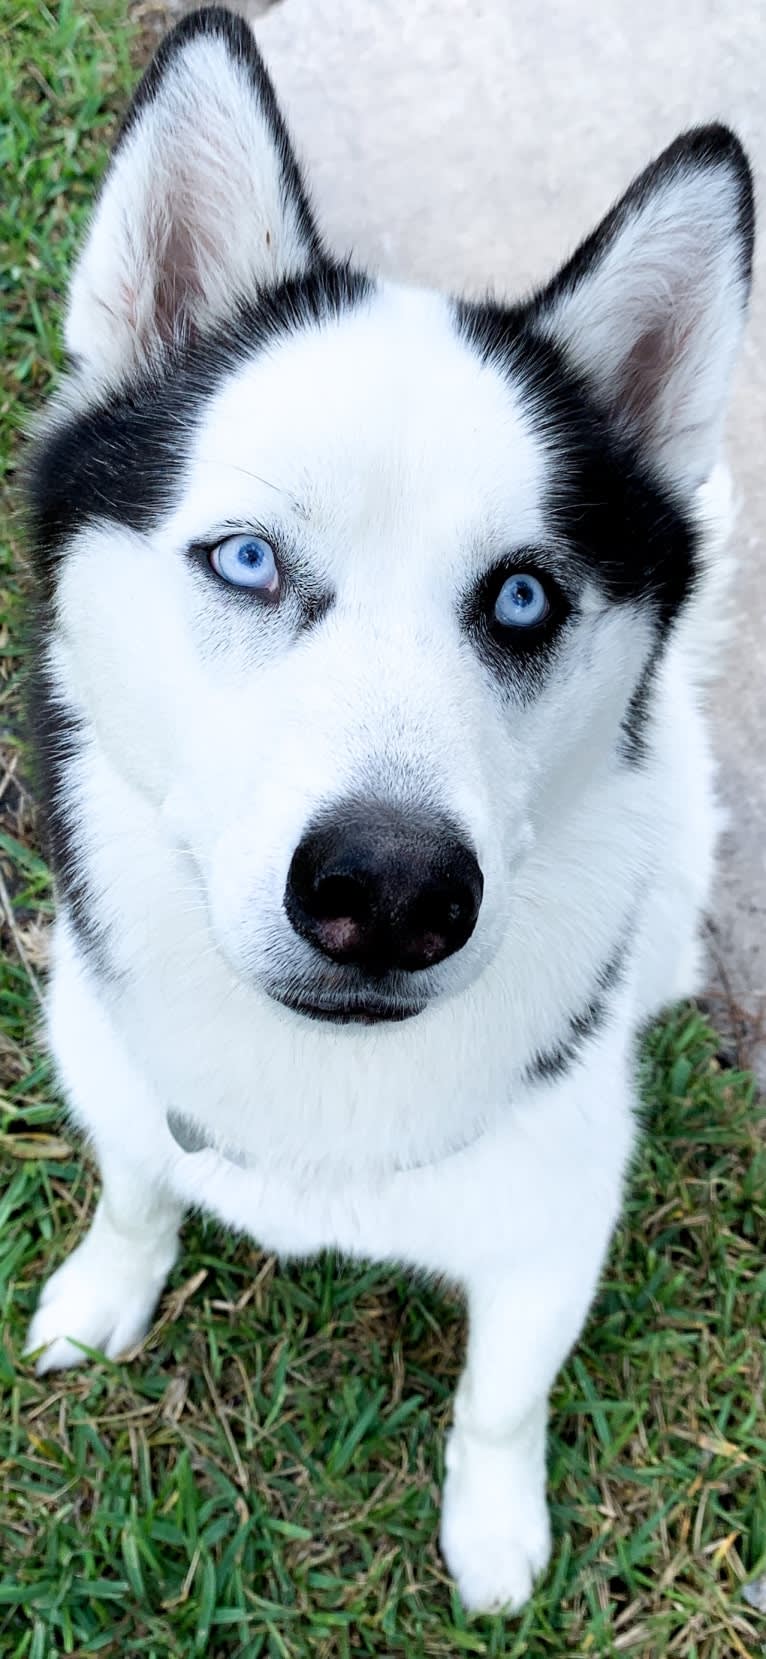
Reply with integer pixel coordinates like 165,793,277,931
532,127,754,495
66,7,322,387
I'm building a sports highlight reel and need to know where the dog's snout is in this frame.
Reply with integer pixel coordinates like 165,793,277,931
284,802,484,974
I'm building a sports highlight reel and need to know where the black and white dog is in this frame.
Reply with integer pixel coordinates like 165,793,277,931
25,6,753,1614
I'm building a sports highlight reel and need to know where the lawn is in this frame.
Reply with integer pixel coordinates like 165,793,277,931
1,5,765,1656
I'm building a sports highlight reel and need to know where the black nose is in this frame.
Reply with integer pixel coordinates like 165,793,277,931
284,801,484,974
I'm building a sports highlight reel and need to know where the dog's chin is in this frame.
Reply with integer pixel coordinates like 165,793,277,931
269,990,426,1026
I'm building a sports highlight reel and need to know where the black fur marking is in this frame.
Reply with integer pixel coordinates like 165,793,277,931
619,640,664,765
454,307,696,749
26,654,112,972
456,125,754,752
28,263,373,596
523,939,629,1085
114,5,322,263
455,305,697,632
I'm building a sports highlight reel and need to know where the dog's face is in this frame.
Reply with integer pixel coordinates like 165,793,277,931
32,11,752,1026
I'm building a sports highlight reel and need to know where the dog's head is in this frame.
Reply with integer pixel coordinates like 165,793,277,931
32,8,753,1028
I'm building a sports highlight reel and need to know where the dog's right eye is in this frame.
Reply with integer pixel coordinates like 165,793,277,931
494,572,550,629
208,533,280,599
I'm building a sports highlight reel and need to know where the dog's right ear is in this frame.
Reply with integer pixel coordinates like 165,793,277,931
529,126,754,497
65,7,321,388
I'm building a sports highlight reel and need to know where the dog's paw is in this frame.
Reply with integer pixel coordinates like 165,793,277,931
25,1224,176,1374
440,1422,551,1615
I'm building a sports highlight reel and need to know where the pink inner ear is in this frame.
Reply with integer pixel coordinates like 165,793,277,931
617,298,700,444
118,279,140,335
148,183,213,349
618,319,671,431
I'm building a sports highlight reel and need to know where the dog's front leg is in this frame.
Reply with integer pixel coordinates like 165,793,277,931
440,1244,608,1615
25,931,185,1374
25,1139,183,1374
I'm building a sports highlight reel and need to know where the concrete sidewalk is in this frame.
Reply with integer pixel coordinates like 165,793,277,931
150,0,766,1073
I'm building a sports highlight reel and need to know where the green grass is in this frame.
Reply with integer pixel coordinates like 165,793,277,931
1,6,765,1656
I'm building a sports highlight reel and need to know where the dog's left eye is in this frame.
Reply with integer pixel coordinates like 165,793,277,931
494,572,550,629
209,533,280,598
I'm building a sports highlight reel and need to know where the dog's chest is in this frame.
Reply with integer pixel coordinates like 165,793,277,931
111,949,518,1182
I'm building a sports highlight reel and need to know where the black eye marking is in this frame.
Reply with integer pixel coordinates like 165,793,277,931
462,554,572,673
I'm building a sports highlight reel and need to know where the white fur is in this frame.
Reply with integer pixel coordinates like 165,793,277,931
25,18,750,1617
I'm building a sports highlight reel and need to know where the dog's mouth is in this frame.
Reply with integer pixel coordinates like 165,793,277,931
270,991,425,1026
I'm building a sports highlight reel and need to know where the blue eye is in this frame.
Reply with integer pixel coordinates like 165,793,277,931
209,533,280,598
494,572,550,629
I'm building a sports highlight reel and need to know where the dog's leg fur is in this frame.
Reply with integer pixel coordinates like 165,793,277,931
26,1152,182,1373
25,931,184,1373
440,1243,610,1612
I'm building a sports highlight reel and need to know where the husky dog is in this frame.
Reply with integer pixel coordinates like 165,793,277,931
24,5,753,1614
